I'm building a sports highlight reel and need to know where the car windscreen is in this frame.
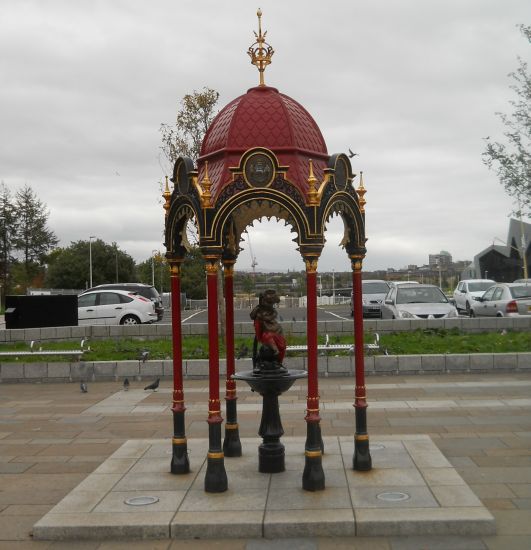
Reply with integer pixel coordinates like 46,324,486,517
468,282,494,292
362,282,389,294
510,286,531,299
396,287,448,304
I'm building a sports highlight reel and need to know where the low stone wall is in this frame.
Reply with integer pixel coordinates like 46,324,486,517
1,352,529,383
1,315,530,344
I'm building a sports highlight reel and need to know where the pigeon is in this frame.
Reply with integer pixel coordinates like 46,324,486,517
144,378,160,391
348,148,359,158
139,350,150,363
80,381,88,393
123,378,130,391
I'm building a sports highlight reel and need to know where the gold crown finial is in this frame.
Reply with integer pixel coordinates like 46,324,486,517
247,8,274,86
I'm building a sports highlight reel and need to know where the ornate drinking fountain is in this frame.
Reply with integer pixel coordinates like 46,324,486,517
233,290,307,473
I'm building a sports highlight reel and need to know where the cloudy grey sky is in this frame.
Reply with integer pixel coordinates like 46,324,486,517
1,0,529,274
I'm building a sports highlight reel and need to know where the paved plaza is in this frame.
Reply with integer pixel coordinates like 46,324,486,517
1,372,531,548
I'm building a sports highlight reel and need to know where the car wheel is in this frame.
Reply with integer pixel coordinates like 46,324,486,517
465,301,471,316
121,314,140,325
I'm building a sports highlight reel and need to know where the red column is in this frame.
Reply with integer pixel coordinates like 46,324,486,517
223,261,241,456
302,256,325,491
306,264,319,420
169,260,189,474
351,255,372,471
204,257,227,492
171,263,184,411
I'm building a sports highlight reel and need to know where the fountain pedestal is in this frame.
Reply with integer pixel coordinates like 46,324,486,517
233,363,306,473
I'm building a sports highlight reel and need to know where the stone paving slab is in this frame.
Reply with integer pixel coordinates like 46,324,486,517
33,435,495,541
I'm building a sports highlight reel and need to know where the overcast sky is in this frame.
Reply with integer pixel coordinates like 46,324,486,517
1,0,529,274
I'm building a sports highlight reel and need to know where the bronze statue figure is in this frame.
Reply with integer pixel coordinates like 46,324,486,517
250,290,286,370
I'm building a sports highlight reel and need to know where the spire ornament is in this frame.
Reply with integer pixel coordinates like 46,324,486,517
163,175,171,217
200,161,213,208
306,159,319,206
356,171,366,213
248,9,274,86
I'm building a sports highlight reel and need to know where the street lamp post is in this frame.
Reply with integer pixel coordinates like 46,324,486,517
332,269,335,304
152,250,158,287
89,236,96,288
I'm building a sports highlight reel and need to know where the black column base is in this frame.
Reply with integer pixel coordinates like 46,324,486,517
170,440,190,474
353,436,372,471
223,424,242,457
204,454,228,493
302,452,325,491
258,441,285,473
303,421,325,491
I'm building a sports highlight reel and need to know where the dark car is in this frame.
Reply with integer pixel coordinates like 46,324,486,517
351,280,391,318
81,283,164,321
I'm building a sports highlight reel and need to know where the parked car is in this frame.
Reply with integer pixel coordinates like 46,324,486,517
513,278,531,284
351,280,391,318
81,283,164,321
469,283,531,317
453,279,496,315
78,289,157,325
381,283,458,320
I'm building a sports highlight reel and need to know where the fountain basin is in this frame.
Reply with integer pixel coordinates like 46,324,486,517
233,369,307,394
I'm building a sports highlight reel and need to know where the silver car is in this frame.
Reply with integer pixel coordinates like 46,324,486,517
470,283,531,317
381,284,458,320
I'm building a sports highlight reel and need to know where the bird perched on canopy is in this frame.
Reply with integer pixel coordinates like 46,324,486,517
144,378,160,391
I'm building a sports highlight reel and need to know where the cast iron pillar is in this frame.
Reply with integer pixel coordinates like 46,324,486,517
302,256,325,491
169,260,190,474
204,257,228,492
222,261,242,456
351,254,372,471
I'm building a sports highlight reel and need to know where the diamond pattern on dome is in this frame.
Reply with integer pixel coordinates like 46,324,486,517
201,98,241,155
227,89,294,149
281,95,327,154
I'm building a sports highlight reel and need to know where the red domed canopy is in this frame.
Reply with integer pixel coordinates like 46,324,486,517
198,85,329,199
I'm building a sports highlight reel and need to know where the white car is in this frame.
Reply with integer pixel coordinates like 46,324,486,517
78,289,157,325
381,284,458,319
453,279,496,315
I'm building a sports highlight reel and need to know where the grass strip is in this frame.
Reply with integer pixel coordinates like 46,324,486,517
0,328,529,362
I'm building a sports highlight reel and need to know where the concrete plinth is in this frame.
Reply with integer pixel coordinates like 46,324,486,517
33,435,495,541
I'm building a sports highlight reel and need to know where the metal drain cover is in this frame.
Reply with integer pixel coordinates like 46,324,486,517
371,443,386,451
376,491,410,502
124,496,159,506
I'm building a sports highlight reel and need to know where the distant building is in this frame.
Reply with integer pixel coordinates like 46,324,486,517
465,218,530,282
429,250,452,268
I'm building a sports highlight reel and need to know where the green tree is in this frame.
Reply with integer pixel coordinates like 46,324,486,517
136,252,170,294
0,182,16,300
160,88,219,319
180,246,206,300
45,239,136,289
483,25,531,216
11,184,58,287
159,87,220,165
